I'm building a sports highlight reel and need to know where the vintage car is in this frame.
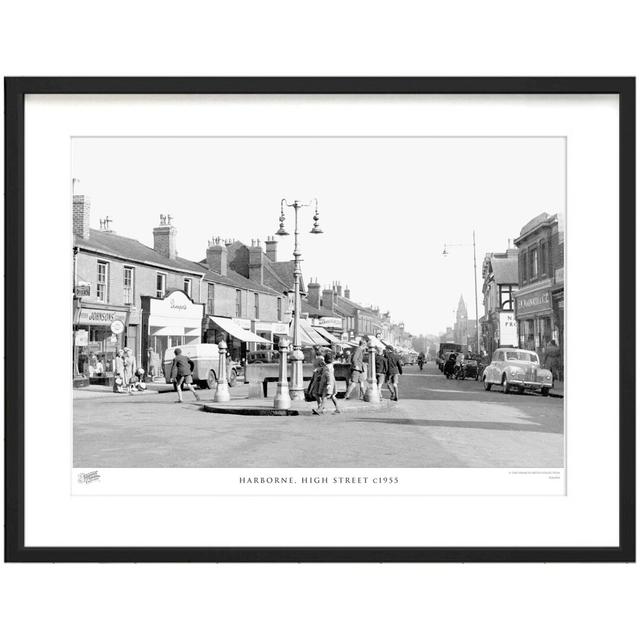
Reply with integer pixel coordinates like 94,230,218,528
482,348,553,395
454,355,479,380
162,343,241,389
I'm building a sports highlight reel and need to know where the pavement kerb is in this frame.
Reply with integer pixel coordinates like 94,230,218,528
201,398,395,416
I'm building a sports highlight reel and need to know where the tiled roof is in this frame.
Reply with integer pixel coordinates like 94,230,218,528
491,257,518,284
75,229,206,275
200,264,283,295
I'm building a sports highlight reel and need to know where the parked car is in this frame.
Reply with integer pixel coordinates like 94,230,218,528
482,348,553,395
162,343,241,389
246,349,279,364
454,355,479,380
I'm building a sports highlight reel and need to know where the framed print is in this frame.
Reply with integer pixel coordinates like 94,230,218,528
4,77,635,562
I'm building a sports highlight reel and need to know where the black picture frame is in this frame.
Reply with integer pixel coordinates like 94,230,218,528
4,77,635,563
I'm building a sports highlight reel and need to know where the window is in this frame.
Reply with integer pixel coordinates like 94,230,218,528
254,293,259,318
207,283,215,315
530,248,538,280
183,278,192,298
520,252,527,285
500,285,514,310
277,297,282,321
539,241,547,276
123,266,134,305
235,290,242,317
97,261,109,302
156,273,166,298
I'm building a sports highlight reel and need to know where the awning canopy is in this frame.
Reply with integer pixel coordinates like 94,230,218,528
293,319,330,346
208,316,271,343
313,325,340,344
365,335,386,349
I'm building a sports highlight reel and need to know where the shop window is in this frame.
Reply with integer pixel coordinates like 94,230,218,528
207,283,215,315
123,266,134,305
539,242,547,276
156,273,166,298
235,290,242,317
97,261,109,302
277,298,282,321
183,278,192,298
254,293,259,319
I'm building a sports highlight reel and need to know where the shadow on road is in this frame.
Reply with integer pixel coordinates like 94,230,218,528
356,417,564,435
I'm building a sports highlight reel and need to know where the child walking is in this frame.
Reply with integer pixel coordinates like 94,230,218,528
319,352,340,414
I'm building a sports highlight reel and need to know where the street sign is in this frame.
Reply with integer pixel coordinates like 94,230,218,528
110,319,125,335
75,282,90,297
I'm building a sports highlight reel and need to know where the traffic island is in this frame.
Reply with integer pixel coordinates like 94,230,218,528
200,397,394,417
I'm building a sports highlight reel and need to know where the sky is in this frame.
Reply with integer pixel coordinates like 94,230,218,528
72,137,565,336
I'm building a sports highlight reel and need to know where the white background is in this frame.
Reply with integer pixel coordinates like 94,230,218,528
28,94,608,546
1,1,638,639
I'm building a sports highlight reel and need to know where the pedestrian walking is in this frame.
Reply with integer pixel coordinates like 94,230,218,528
113,349,125,393
344,338,367,400
385,346,403,401
375,346,388,400
169,347,201,402
319,352,340,414
307,356,326,414
123,347,136,393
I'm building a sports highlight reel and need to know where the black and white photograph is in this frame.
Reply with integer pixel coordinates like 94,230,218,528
72,135,566,485
6,77,632,563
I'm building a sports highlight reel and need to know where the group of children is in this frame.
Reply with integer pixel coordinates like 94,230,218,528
306,352,340,415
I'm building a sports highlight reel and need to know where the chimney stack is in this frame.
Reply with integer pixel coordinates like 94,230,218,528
336,282,343,297
206,236,228,276
265,236,278,262
248,238,264,285
153,214,177,260
322,287,335,313
307,278,321,309
73,194,91,240
344,284,351,299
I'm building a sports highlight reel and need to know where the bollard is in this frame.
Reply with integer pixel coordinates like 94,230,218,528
364,339,380,403
213,340,231,402
274,337,291,409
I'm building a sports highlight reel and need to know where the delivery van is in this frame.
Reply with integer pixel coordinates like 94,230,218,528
162,343,240,388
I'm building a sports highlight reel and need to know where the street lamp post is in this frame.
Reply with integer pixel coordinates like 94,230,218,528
364,339,380,403
276,198,322,400
442,230,481,354
213,340,231,402
273,336,291,409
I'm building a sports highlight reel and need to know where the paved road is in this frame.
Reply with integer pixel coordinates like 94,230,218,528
74,363,564,468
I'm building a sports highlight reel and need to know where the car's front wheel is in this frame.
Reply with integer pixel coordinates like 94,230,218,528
541,387,549,396
483,377,492,391
502,375,510,394
206,370,217,389
228,368,237,387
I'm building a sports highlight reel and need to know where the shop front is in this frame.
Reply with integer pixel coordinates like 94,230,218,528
515,286,554,358
141,290,205,375
74,306,129,378
204,315,271,362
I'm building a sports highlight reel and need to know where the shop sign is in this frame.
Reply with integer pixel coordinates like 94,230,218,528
75,281,90,297
516,289,551,315
498,311,518,347
235,318,251,329
271,322,289,335
149,290,204,323
110,319,125,335
75,329,88,346
314,316,343,330
78,309,127,326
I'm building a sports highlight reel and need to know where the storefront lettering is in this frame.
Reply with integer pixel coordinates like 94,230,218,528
169,299,188,311
517,291,550,311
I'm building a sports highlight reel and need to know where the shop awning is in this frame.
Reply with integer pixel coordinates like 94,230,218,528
293,319,330,346
208,316,271,343
365,335,386,349
313,325,340,344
